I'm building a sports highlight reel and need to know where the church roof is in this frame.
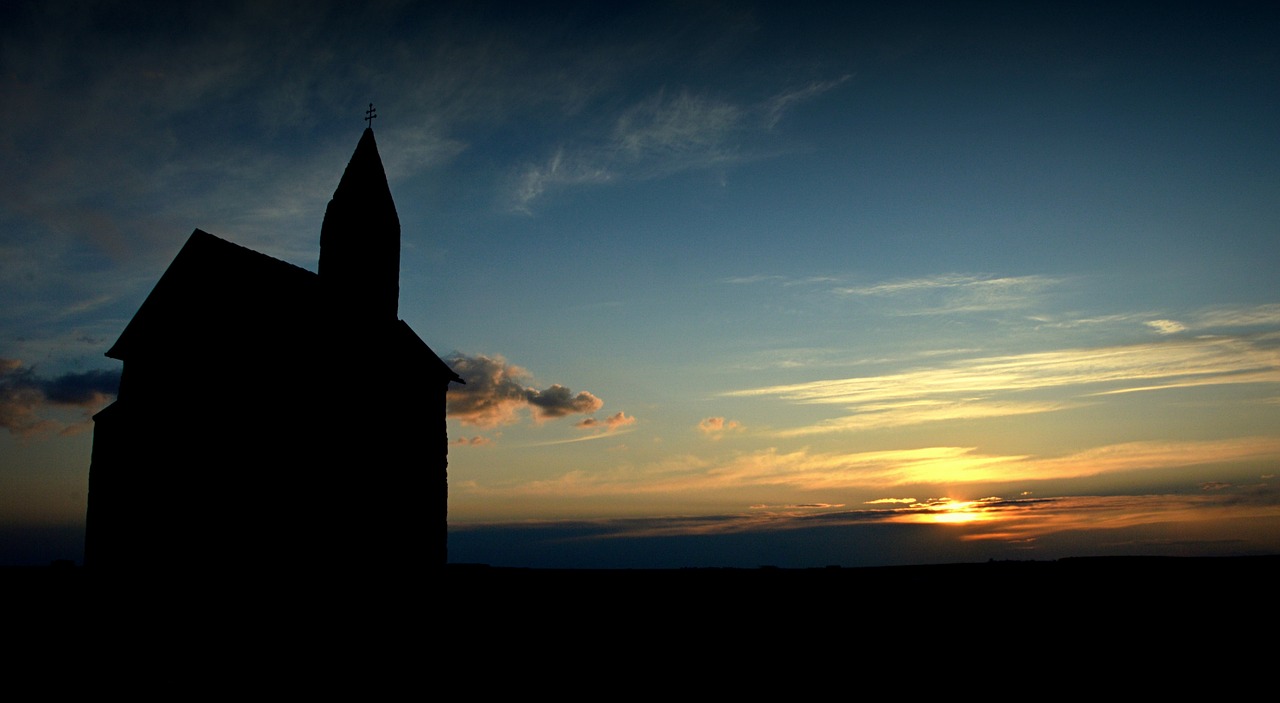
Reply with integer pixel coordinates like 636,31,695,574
106,128,460,384
107,229,318,361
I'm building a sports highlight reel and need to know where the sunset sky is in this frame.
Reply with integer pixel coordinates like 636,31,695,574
3,1,1279,568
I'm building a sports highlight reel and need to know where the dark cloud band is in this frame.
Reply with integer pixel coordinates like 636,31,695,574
0,359,120,436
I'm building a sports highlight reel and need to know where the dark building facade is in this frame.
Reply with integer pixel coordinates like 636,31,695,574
85,128,461,571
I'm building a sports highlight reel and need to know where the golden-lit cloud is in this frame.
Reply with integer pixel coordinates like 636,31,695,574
1145,319,1186,334
750,503,845,510
698,416,742,438
445,353,604,427
775,399,1077,436
1024,437,1280,478
453,437,1280,501
577,411,636,432
727,334,1280,435
908,491,1280,546
448,490,1280,553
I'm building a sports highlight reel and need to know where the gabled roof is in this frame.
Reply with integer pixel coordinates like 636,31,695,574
107,229,318,361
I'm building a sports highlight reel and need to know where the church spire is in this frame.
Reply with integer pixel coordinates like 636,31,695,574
319,125,400,322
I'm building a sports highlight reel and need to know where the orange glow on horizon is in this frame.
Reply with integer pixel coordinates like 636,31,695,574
894,499,998,525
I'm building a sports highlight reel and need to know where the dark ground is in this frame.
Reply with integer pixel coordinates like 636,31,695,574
5,556,1275,672
8,554,1275,620
448,555,1279,619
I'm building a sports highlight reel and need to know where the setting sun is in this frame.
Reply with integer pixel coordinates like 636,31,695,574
892,499,998,525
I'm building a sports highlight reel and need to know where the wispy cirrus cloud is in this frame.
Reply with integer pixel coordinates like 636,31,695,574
453,437,1280,502
1028,303,1280,338
763,75,852,129
614,89,743,164
832,274,1061,315
512,77,848,210
1193,304,1280,330
775,399,1080,436
512,89,742,210
513,148,615,213
726,334,1280,434
722,271,1062,319
1123,305,1280,337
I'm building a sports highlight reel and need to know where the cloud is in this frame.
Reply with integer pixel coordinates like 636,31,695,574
750,503,845,510
453,435,494,447
454,437,1280,502
698,416,742,438
527,384,605,418
722,274,788,285
512,75,848,210
1196,304,1280,330
894,490,1280,547
577,411,636,432
832,274,1061,315
512,89,742,210
1146,319,1186,334
0,359,119,437
445,353,603,427
448,488,1280,568
513,148,614,212
776,400,1078,436
763,75,852,129
727,334,1280,435
613,89,742,163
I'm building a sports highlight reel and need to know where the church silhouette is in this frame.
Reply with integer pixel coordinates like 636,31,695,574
84,124,462,571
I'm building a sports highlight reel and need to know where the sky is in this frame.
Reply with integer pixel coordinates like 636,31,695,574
2,0,1279,568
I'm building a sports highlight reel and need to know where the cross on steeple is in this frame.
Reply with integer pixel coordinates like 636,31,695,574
365,103,377,127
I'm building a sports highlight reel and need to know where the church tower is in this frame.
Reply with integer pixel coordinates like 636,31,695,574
319,126,400,322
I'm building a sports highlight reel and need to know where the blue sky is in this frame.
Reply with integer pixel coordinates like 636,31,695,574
2,1,1279,567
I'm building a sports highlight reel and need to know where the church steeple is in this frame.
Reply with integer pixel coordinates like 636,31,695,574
319,126,400,322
